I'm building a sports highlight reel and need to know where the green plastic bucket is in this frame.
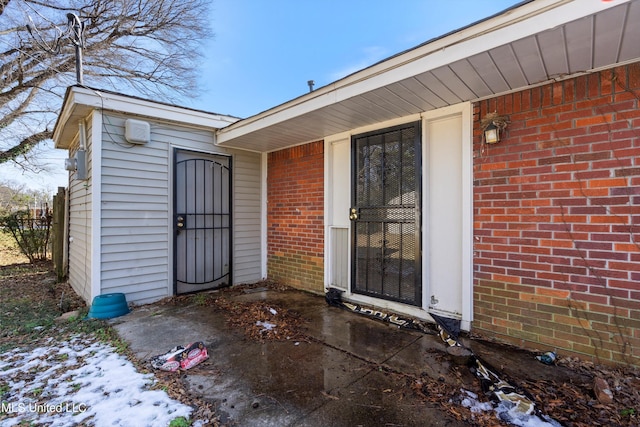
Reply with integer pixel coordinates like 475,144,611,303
87,293,130,319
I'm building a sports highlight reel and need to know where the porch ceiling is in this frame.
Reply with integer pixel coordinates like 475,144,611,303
216,0,640,153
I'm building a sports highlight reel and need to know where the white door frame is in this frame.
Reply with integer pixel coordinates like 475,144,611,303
324,104,472,329
422,103,473,330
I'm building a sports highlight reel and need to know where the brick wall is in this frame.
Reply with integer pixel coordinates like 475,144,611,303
473,62,640,366
267,141,324,293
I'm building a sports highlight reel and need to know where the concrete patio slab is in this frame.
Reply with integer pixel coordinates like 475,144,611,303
110,286,563,426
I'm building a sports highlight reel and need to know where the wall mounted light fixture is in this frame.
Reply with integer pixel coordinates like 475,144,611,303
481,112,509,144
484,122,499,143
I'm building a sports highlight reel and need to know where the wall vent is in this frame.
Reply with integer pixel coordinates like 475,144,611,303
125,119,150,144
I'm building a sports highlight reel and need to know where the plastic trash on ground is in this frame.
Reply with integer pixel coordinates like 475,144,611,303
536,351,557,365
150,341,209,372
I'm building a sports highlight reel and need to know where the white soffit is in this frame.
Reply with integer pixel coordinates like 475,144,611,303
216,0,640,152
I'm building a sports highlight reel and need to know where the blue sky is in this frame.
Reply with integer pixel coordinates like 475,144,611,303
187,0,521,118
3,0,520,192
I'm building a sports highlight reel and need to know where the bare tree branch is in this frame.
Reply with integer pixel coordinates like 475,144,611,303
0,130,52,164
0,0,9,17
0,0,212,166
0,86,39,129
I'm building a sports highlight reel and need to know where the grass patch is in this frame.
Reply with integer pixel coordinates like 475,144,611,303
0,261,219,426
0,262,108,353
0,261,136,355
169,417,191,427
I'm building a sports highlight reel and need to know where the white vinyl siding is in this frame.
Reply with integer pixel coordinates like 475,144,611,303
100,115,170,304
232,152,262,283
99,113,262,305
67,118,93,304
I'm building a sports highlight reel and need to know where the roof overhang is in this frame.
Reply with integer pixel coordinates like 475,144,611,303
53,86,239,149
216,0,640,152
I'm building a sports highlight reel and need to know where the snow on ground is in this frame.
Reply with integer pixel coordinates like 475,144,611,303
0,336,197,427
457,389,562,427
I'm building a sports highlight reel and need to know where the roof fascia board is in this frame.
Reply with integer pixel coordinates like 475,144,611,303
216,0,628,145
54,86,239,148
72,87,238,128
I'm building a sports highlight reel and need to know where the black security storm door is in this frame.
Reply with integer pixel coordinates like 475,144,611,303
351,122,422,306
174,149,231,294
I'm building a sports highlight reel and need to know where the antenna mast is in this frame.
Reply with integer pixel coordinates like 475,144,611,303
67,13,85,85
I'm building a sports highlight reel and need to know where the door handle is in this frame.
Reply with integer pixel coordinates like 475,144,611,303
349,207,358,221
176,215,185,234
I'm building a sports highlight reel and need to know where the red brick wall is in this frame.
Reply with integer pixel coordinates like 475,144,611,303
267,141,324,293
473,63,640,366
